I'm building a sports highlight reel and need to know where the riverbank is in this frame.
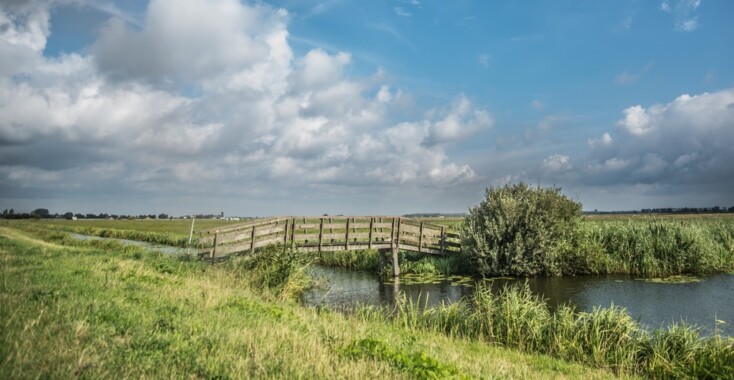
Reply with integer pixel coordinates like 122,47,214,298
0,225,624,379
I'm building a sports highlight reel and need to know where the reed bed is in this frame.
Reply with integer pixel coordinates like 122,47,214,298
571,220,734,276
386,283,734,378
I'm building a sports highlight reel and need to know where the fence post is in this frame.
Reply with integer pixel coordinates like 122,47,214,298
368,217,374,249
318,217,324,252
250,225,256,254
440,226,445,254
284,218,290,245
418,222,424,253
345,217,351,250
391,218,400,277
211,230,218,258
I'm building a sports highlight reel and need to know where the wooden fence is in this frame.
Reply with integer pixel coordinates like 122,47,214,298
197,216,461,259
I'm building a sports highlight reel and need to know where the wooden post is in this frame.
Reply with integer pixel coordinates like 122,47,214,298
418,222,424,253
318,217,324,252
211,230,218,258
440,226,445,254
290,218,296,246
188,215,196,246
368,217,374,249
391,218,400,277
284,219,290,245
329,217,334,244
345,217,350,250
250,225,256,254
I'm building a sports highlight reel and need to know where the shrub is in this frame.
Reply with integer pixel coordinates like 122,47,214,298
461,183,582,276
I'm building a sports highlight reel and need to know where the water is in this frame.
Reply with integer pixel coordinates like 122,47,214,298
69,233,186,255
303,266,734,336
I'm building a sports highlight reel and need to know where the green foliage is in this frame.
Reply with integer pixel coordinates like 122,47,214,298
317,249,381,271
342,338,462,379
574,220,734,276
231,245,313,300
461,183,583,276
388,283,734,378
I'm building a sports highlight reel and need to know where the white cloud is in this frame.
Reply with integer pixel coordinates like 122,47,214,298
661,0,702,32
545,88,734,189
0,0,489,211
393,6,411,17
588,132,613,149
422,94,493,146
541,154,572,173
618,105,654,135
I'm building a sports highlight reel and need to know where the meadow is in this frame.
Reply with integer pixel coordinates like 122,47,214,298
0,224,627,379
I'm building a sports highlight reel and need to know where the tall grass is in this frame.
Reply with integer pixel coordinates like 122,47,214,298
1,225,622,379
317,249,381,271
386,283,734,378
570,220,734,276
226,245,313,301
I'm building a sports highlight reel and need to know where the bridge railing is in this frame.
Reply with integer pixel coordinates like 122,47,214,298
197,216,461,258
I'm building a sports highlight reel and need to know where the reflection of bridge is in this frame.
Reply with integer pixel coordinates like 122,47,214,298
197,216,461,276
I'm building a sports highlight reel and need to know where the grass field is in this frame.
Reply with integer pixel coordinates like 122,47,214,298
0,224,626,379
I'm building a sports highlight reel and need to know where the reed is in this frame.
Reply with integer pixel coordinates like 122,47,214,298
383,283,734,378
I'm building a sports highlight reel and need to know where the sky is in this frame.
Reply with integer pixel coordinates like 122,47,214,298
1,0,733,216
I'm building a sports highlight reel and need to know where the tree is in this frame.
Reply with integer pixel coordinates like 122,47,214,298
32,208,50,218
158,213,168,220
461,183,582,276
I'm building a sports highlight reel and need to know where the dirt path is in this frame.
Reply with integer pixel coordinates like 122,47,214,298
0,226,65,250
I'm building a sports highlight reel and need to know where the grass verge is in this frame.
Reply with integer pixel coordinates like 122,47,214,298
0,225,623,379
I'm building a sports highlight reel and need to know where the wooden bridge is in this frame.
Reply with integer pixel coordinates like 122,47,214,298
197,216,461,276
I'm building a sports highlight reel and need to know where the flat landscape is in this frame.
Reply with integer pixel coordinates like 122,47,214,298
0,223,628,379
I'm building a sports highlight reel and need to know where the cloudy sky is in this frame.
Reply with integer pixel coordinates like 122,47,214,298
1,0,732,216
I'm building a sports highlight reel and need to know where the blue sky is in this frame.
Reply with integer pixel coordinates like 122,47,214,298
1,0,733,216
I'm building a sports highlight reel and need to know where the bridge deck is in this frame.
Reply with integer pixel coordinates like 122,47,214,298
197,216,461,259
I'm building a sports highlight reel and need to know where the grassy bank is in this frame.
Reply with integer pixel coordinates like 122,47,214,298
9,219,243,248
0,225,623,379
384,284,734,378
568,220,734,277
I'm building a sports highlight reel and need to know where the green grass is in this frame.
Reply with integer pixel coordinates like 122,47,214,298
0,225,625,379
386,283,734,378
571,219,734,277
7,219,243,247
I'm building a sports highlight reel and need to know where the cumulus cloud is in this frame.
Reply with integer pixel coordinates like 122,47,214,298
0,0,489,212
541,154,572,173
543,88,734,190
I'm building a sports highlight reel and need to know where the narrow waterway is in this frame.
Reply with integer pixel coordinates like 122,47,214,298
303,266,734,337
69,233,187,255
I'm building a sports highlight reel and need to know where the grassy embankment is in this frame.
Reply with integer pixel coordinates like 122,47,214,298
0,223,626,379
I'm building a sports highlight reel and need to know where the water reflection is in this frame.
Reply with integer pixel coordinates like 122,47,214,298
303,265,734,336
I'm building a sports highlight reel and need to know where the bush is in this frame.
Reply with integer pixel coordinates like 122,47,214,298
461,183,582,276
